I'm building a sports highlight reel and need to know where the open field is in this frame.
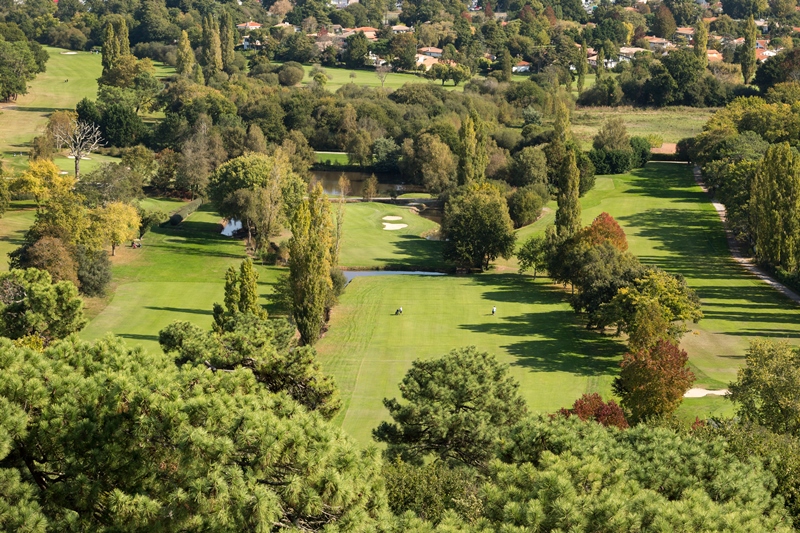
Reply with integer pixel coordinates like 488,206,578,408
80,204,280,354
338,202,443,269
571,106,713,149
318,162,797,442
315,151,350,164
0,201,36,271
317,274,624,443
0,46,172,174
297,64,466,92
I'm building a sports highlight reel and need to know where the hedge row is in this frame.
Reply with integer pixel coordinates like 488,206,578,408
164,198,203,226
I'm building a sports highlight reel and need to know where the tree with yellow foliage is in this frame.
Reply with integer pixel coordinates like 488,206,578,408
13,159,75,208
95,201,140,256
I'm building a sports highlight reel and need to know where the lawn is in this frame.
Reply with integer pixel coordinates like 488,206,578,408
0,201,36,271
317,162,799,443
315,151,350,165
571,106,713,149
297,64,466,92
0,46,172,174
337,202,443,269
80,204,281,354
317,274,624,443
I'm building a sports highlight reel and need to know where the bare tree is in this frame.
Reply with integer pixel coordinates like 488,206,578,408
51,120,103,180
376,64,391,88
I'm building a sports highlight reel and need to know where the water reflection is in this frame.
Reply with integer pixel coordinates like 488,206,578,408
312,170,425,196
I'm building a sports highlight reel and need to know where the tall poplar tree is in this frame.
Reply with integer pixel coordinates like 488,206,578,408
596,48,605,80
176,30,195,76
741,16,757,84
289,183,333,346
577,40,588,94
751,142,800,272
457,110,489,186
219,10,237,74
694,20,708,68
201,14,223,80
238,258,264,317
555,150,581,238
101,23,120,75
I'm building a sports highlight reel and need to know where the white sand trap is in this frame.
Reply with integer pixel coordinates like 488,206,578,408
60,51,78,55
382,215,403,221
684,388,729,398
383,223,408,231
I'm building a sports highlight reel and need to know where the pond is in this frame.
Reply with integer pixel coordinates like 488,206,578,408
311,170,426,197
343,270,446,283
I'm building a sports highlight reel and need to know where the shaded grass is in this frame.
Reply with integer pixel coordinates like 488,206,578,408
337,202,444,269
81,204,281,354
317,274,624,443
0,202,36,271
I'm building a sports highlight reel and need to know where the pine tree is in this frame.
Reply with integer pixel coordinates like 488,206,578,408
201,14,223,80
694,19,708,68
223,265,240,314
101,23,120,75
289,183,333,345
555,149,581,238
219,11,237,74
457,110,489,186
176,30,195,77
741,16,757,84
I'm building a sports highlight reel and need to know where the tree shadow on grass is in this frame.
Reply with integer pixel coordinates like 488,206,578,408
463,273,625,376
144,306,212,316
625,163,704,202
375,235,445,270
118,333,159,342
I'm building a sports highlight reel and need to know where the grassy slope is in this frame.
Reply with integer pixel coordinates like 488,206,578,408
337,202,443,269
0,201,37,271
320,163,800,441
571,106,713,149
317,274,624,443
297,64,466,92
80,204,281,354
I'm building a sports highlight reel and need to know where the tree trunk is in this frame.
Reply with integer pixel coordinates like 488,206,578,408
74,154,80,180
112,242,116,256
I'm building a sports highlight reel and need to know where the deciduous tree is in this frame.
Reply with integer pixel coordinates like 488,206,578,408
555,150,581,238
95,201,140,256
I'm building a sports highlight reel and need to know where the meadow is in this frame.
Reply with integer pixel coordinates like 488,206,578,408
297,63,466,92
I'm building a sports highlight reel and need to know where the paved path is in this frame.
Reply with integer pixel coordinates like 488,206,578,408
693,166,800,305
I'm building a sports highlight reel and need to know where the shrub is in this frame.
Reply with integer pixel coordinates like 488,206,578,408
630,136,652,168
558,393,629,429
278,62,305,86
588,148,633,175
167,199,203,226
75,246,112,297
507,186,544,228
24,237,79,288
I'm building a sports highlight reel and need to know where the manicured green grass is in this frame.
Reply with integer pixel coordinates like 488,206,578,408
81,205,281,354
0,47,103,172
337,202,443,269
317,274,625,443
0,201,36,271
512,164,800,390
397,193,432,199
297,64,465,92
571,106,713,149
315,151,349,164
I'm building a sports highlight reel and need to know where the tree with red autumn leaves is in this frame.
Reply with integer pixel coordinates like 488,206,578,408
613,340,695,423
581,212,628,251
558,393,629,429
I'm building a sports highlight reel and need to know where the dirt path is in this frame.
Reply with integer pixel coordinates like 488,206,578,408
693,166,800,305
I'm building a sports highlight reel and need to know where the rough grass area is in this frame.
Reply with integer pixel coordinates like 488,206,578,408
571,106,713,149
337,202,443,269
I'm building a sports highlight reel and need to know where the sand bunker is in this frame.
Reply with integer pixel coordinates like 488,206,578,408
60,51,78,55
383,223,408,231
684,388,729,398
382,216,403,221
